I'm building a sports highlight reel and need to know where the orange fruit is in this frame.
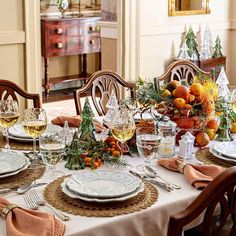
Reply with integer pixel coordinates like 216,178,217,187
173,98,186,109
166,80,180,92
172,89,177,97
161,89,171,97
183,104,192,110
205,129,216,140
195,132,210,148
231,123,236,133
206,119,219,132
174,85,189,99
190,83,204,96
188,94,195,103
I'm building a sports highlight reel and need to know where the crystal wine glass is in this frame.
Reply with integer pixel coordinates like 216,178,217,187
0,100,19,151
22,108,47,159
39,131,65,178
110,109,136,160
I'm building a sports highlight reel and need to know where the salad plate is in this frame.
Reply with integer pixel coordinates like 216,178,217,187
209,146,236,164
212,142,236,159
70,170,141,198
0,152,26,174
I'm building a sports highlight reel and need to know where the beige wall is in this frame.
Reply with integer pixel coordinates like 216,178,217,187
101,38,117,71
139,0,235,84
0,0,25,88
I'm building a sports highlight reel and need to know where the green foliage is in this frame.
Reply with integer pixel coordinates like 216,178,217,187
136,77,162,108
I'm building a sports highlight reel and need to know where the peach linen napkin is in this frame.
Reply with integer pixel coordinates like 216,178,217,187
51,115,105,132
0,196,65,236
158,157,225,190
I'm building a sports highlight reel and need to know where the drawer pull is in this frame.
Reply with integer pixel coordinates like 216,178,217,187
56,28,63,34
56,43,63,48
89,26,96,32
89,40,95,45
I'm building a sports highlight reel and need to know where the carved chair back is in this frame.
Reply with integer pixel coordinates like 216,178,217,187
155,60,211,89
167,166,236,236
74,70,136,115
0,80,41,108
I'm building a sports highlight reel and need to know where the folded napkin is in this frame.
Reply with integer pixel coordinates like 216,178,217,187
158,157,225,190
51,115,104,133
0,196,65,236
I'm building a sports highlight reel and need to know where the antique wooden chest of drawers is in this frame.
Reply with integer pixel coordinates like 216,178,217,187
41,16,101,98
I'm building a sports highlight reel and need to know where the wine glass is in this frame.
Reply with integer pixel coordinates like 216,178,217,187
136,127,161,171
110,109,136,160
0,100,19,151
39,132,65,178
22,108,47,159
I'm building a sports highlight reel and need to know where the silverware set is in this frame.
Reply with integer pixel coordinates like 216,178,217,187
24,189,70,221
129,166,181,192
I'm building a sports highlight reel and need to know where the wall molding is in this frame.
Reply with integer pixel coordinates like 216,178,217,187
141,20,235,36
98,21,117,39
0,31,25,45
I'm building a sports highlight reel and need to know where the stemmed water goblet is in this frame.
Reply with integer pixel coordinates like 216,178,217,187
22,108,47,160
110,108,136,161
0,100,19,151
39,131,65,178
136,127,161,171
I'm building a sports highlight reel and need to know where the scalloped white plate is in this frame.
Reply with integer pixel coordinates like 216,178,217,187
70,170,141,198
0,152,26,174
0,156,31,178
61,178,144,203
213,142,236,159
209,146,236,164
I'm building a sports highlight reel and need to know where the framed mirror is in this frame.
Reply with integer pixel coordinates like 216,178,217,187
168,0,210,16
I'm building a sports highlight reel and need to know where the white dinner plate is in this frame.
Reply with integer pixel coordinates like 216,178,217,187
209,146,236,164
61,178,144,203
213,142,236,159
0,152,26,174
8,124,62,139
70,170,141,198
0,156,31,178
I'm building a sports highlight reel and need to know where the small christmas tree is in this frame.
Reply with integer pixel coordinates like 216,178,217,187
176,41,191,60
200,26,213,59
65,131,84,169
216,67,230,99
186,26,199,59
79,98,96,142
103,90,119,125
213,35,223,58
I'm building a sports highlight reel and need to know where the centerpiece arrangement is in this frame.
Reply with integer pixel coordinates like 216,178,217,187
136,72,235,147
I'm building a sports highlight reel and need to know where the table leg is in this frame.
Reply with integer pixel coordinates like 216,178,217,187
44,57,50,98
82,54,87,78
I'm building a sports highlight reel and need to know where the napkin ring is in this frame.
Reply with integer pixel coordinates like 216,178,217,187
1,204,19,219
178,161,188,173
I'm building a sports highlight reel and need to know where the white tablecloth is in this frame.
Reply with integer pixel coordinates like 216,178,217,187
0,156,200,236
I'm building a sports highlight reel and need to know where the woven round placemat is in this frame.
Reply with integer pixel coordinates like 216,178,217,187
0,166,45,189
0,133,33,150
195,148,233,168
44,175,158,217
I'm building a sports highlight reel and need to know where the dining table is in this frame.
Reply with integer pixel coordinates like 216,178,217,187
1,129,233,236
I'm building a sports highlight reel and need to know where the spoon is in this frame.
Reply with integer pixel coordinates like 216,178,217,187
0,181,41,194
144,166,181,190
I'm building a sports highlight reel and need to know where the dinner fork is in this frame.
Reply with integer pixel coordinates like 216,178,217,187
24,193,38,210
28,190,70,221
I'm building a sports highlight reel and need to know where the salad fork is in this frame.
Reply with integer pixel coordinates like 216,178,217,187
28,190,70,221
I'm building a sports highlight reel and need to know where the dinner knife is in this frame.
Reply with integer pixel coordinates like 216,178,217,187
129,170,173,192
0,182,47,194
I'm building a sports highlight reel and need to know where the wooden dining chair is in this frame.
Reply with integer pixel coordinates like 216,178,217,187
73,70,136,115
155,60,211,89
0,79,41,108
167,166,236,236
